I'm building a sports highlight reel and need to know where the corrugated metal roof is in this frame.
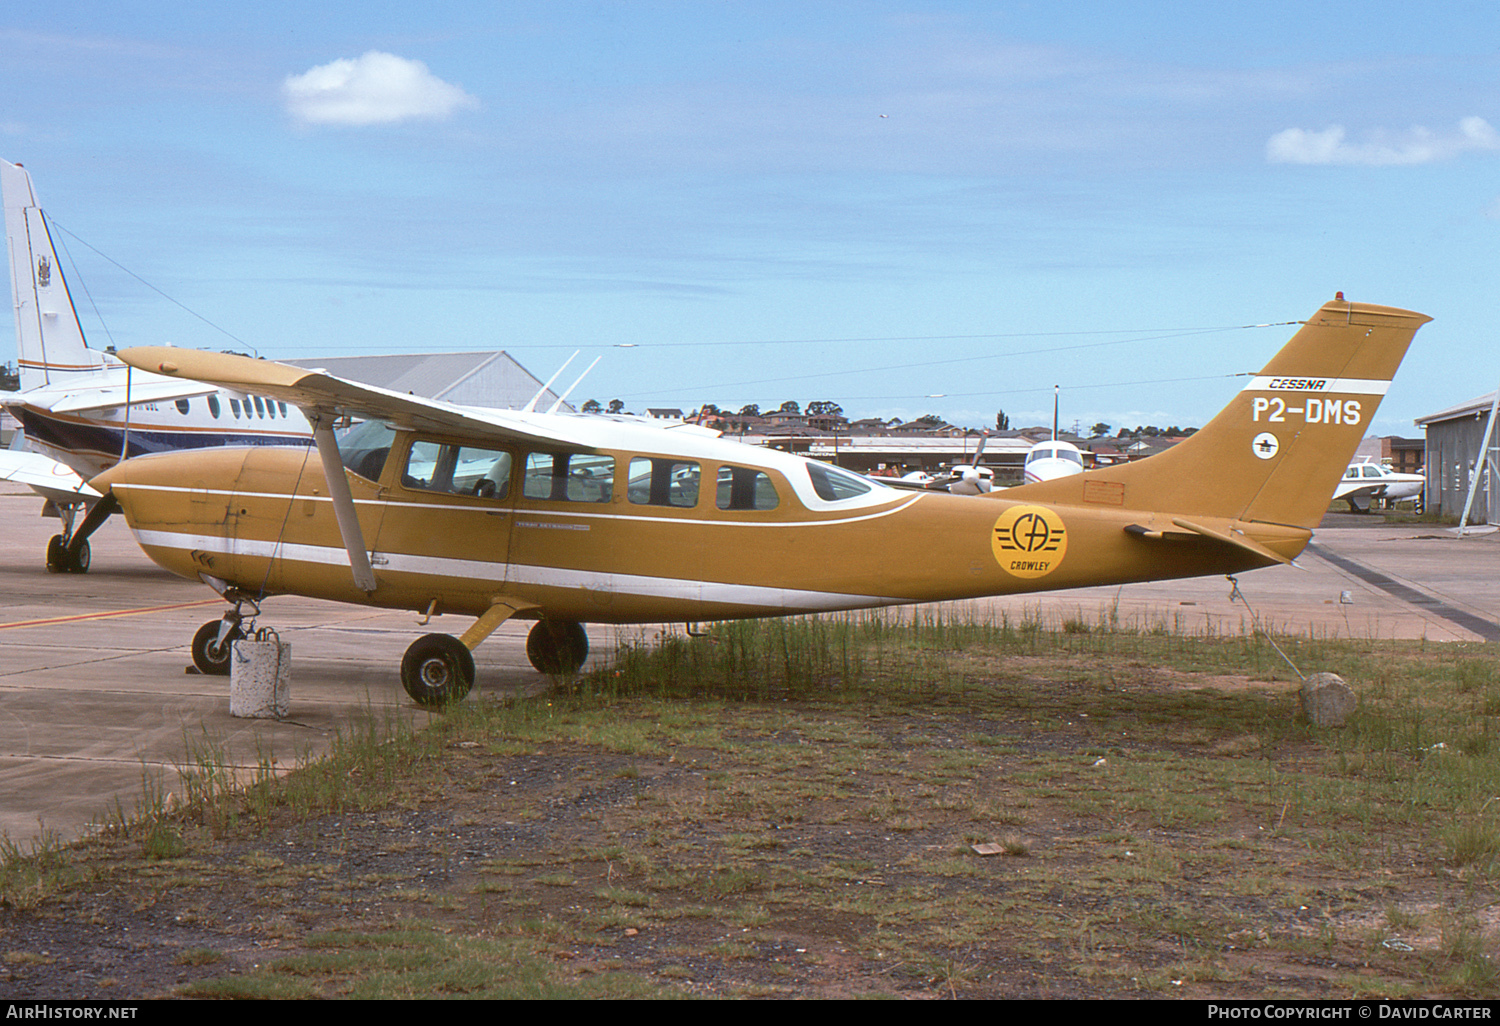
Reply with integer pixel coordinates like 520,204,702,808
1416,391,1499,427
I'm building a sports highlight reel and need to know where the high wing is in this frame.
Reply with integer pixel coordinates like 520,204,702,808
117,346,600,452
115,345,609,596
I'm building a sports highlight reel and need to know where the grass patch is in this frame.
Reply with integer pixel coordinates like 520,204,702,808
3,606,1500,997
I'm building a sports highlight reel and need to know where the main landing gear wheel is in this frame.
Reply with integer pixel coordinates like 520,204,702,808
45,535,89,573
192,619,244,676
526,620,589,675
401,634,476,707
45,535,66,573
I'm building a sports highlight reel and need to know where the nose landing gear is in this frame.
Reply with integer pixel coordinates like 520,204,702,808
190,589,260,676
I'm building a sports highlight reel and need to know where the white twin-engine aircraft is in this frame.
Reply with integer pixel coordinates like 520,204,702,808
1,158,313,572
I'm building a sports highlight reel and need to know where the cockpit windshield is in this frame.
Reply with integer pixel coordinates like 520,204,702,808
337,420,398,481
1027,446,1084,466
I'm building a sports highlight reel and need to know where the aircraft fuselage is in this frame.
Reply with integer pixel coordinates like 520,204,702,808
100,431,1306,626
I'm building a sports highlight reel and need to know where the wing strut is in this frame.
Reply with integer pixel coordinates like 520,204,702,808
309,412,377,594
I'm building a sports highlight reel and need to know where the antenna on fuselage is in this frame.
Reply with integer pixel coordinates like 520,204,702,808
522,352,578,413
548,355,602,414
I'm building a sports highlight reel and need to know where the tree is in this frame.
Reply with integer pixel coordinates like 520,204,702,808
581,399,602,413
1089,422,1111,438
608,399,625,414
776,400,801,415
738,403,760,417
995,409,1010,431
806,400,843,417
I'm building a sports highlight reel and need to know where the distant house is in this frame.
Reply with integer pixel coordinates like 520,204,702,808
646,408,685,421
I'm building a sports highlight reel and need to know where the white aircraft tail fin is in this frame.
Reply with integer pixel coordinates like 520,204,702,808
3,159,104,393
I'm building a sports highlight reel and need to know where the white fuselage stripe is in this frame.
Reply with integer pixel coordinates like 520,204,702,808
128,528,904,612
109,482,925,528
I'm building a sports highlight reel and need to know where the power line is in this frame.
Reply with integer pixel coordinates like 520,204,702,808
49,220,260,356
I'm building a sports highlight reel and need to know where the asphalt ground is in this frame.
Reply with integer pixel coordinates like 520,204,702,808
1,481,1497,847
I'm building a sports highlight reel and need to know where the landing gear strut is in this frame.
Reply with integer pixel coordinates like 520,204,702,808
190,589,259,676
43,493,118,574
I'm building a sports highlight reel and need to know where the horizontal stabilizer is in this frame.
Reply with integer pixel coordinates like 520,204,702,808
1124,518,1297,567
0,449,102,503
13,368,218,414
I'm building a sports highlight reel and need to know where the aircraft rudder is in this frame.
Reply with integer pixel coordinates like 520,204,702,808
1233,296,1429,526
2,159,100,392
1014,296,1430,529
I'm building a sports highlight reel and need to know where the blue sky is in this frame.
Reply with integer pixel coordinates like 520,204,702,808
2,1,1496,435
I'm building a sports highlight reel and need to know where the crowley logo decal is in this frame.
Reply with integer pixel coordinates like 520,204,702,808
992,505,1068,579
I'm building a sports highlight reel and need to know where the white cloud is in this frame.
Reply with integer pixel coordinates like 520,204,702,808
1267,116,1500,166
282,51,478,127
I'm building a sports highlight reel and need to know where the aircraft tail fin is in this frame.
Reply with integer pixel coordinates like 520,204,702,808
3,159,103,392
1005,296,1431,531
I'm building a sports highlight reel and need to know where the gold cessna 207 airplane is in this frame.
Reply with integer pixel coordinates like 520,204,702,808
88,295,1428,707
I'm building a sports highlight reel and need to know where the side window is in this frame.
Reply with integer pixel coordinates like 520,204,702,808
403,441,513,499
207,395,220,419
628,457,700,507
175,398,190,415
230,397,242,418
523,452,614,503
455,446,511,499
807,461,872,502
717,465,779,511
253,396,266,419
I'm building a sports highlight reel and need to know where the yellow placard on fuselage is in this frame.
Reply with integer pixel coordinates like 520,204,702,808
991,504,1068,579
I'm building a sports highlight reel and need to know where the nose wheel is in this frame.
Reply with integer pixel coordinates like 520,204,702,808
191,618,246,675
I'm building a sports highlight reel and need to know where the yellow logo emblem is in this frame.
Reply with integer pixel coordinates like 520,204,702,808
992,505,1068,578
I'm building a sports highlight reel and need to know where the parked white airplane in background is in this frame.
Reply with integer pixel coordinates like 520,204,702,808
897,430,1087,497
1,158,312,571
1333,460,1425,513
1022,439,1086,484
949,388,1088,494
